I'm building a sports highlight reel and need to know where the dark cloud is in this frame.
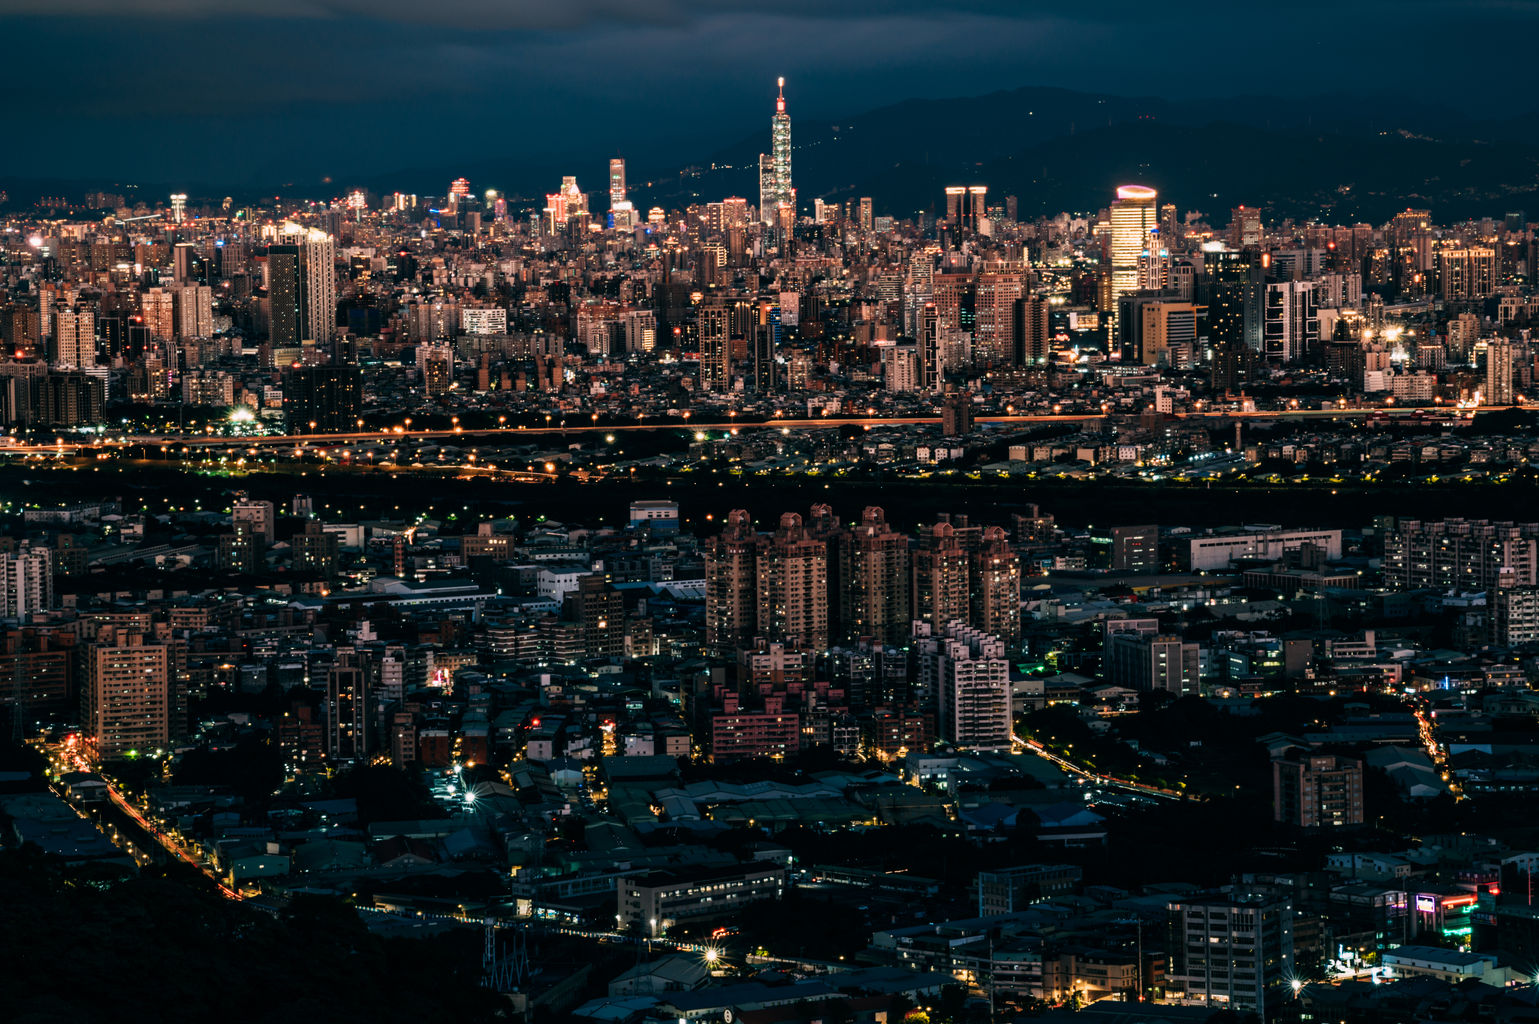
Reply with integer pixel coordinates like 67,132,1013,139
4,1,1537,187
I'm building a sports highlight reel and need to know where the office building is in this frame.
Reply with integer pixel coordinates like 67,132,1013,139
1118,293,1196,366
1272,749,1365,828
1263,280,1320,363
609,158,626,211
977,864,1083,916
1110,525,1159,573
1205,248,1264,354
1106,633,1199,695
1108,185,1157,339
618,863,785,937
1167,890,1294,1016
697,298,731,391
756,79,794,226
282,364,362,433
461,307,507,335
628,500,680,533
1013,293,1050,366
265,244,302,348
1185,528,1343,571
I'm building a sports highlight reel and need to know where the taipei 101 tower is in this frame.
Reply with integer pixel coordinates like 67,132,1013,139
759,77,793,225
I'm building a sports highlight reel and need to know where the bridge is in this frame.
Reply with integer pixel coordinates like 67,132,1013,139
0,404,1504,458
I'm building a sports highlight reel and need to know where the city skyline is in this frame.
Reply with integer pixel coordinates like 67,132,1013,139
11,6,1539,1020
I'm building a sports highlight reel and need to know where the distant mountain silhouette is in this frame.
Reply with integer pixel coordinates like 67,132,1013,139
668,85,1539,223
7,85,1538,223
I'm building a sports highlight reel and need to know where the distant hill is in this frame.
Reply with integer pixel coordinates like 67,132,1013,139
659,85,1539,223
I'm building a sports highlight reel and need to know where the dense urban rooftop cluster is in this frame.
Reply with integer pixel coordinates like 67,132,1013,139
8,84,1539,1024
1,476,1539,1023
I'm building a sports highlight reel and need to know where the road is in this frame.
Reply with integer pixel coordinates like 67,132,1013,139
0,403,1504,456
361,904,844,975
48,744,245,900
1014,734,1184,802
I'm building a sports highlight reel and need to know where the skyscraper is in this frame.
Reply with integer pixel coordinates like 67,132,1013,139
913,521,970,632
50,307,95,369
975,270,1027,365
1204,249,1263,353
87,628,170,759
1263,280,1320,363
698,297,731,391
758,154,778,227
327,652,369,762
706,510,760,649
141,287,175,342
759,78,792,225
1013,293,1050,366
172,284,213,340
772,78,792,210
265,245,301,348
1108,185,1158,342
839,507,911,645
757,513,828,649
973,528,1021,644
1487,337,1516,405
922,622,1011,752
301,229,336,345
609,158,626,210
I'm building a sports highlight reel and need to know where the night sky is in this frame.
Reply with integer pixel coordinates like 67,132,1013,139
7,1,1539,191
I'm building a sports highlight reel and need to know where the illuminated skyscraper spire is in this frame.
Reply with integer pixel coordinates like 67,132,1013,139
761,77,793,225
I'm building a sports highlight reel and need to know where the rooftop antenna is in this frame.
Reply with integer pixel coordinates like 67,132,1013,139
777,77,785,113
